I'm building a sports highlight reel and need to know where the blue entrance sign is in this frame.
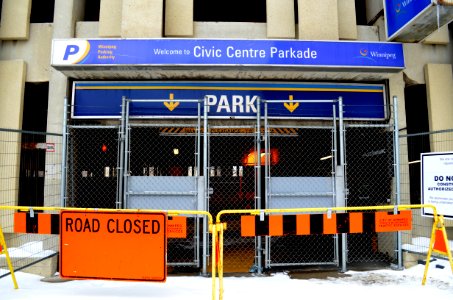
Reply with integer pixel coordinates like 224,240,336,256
384,0,433,40
72,81,387,120
52,39,404,70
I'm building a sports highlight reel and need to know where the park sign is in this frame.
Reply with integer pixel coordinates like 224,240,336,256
72,81,388,120
421,152,453,220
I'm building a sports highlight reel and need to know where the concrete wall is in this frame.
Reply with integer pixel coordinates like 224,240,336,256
404,42,452,85
297,0,339,40
165,0,193,37
338,0,357,40
99,0,122,37
122,0,163,37
425,64,453,135
266,0,295,39
0,60,26,231
0,24,53,82
0,0,32,40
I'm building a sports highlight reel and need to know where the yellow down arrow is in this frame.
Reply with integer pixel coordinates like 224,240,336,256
164,93,180,111
284,95,299,113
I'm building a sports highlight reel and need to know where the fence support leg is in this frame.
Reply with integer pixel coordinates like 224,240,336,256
0,225,18,289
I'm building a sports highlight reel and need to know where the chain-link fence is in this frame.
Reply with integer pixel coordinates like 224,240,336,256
6,107,452,278
207,126,257,272
266,126,337,268
66,124,203,268
399,129,453,263
66,126,120,209
0,128,62,279
344,124,396,265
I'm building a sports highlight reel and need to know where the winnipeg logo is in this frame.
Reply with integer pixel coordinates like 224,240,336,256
356,48,376,62
395,0,414,14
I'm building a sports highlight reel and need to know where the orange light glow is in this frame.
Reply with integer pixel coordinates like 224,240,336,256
242,148,280,166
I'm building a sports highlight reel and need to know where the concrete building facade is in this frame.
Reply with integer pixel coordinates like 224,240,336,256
1,0,453,275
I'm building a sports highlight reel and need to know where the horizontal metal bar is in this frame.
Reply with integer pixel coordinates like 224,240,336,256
270,192,334,197
129,123,200,128
345,124,391,128
167,262,198,267
268,262,336,267
263,99,337,103
268,125,333,129
127,99,202,103
68,125,120,129
0,128,63,137
400,128,453,138
127,191,197,196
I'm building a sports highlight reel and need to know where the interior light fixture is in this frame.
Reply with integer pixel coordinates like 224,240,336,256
320,155,333,161
408,160,421,165
173,148,179,155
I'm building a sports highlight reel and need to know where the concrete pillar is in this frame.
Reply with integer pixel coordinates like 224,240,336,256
0,24,53,82
338,0,357,40
425,64,453,151
297,0,339,40
266,0,295,39
122,0,164,37
0,0,32,40
47,0,85,134
165,0,193,37
423,25,450,45
99,0,122,37
46,0,86,214
0,60,26,231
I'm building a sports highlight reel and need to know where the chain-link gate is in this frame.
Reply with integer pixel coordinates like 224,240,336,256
205,125,259,272
121,99,203,268
344,123,396,265
64,94,399,273
263,100,339,269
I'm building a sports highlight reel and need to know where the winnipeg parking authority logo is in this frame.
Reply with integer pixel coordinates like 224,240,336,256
53,40,91,65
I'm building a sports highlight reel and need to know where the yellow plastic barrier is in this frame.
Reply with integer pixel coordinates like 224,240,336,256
0,224,18,289
213,204,453,300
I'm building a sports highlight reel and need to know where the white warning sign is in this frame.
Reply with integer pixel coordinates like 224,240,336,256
421,152,453,219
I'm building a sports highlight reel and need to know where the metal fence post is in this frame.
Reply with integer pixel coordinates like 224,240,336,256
256,97,262,275
339,96,348,273
393,95,403,270
203,96,209,275
117,96,127,209
60,97,69,207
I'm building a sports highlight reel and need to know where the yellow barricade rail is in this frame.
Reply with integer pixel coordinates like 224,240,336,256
2,204,453,300
214,204,453,300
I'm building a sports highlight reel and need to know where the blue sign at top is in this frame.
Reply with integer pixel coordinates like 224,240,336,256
72,81,388,120
52,38,405,70
385,0,433,40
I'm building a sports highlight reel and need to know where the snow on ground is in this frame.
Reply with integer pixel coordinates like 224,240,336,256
1,258,452,300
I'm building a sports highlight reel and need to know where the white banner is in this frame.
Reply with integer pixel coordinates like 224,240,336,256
421,152,453,219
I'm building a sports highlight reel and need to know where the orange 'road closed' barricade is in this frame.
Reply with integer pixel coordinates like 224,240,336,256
0,206,214,297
